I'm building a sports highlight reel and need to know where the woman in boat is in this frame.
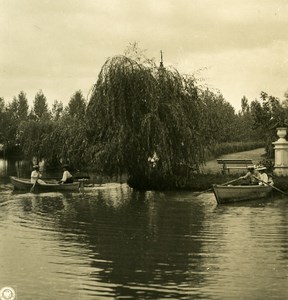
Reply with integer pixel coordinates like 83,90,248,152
59,164,74,184
240,165,261,185
256,166,274,186
31,165,45,184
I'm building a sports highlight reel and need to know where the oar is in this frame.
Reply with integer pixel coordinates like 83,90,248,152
253,176,288,196
78,179,87,194
220,177,242,186
198,177,242,193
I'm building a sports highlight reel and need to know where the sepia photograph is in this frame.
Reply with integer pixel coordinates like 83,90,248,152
0,1,287,299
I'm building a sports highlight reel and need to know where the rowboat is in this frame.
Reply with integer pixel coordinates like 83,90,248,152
212,184,272,204
10,176,80,192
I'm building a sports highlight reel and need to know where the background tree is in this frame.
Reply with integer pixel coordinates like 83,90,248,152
4,91,29,153
49,115,88,170
31,90,51,120
14,90,88,169
232,95,263,142
249,91,288,157
66,90,86,120
19,120,56,163
200,89,236,145
48,91,88,170
241,96,250,114
7,91,29,121
18,91,53,163
0,97,7,149
0,97,5,113
51,100,64,121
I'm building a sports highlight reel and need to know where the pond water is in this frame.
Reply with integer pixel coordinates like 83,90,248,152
0,159,287,299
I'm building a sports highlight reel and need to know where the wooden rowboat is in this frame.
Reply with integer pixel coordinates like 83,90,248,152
212,184,272,204
10,176,80,193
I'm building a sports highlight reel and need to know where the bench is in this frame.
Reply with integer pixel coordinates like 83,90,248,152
217,159,253,174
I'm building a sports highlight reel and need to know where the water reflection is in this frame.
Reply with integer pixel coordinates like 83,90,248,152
0,166,287,299
0,159,7,176
0,158,29,177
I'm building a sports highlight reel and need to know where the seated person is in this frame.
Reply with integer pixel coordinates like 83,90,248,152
240,165,261,185
31,165,45,184
256,166,274,185
59,165,74,184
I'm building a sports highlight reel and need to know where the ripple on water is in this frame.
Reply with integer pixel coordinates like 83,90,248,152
0,186,287,300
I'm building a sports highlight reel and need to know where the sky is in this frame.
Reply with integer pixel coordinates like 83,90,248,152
1,0,288,112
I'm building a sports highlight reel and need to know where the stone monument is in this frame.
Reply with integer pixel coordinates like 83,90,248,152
273,127,288,176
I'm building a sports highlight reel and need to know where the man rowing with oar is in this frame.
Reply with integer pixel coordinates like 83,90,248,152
240,165,261,185
30,165,45,184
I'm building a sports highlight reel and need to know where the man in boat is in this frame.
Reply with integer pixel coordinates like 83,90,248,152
240,165,261,185
31,165,45,184
59,164,74,184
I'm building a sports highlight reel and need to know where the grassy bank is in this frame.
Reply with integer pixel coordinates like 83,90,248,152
206,141,265,159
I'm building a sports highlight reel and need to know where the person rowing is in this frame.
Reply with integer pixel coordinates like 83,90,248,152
30,165,45,185
240,165,261,185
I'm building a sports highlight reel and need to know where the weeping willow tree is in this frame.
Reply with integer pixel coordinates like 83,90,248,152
86,55,207,190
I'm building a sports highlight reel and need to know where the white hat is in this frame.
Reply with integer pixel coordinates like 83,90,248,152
256,166,267,171
247,165,255,169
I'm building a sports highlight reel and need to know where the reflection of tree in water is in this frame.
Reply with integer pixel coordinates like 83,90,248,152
5,159,31,178
18,186,208,299
20,193,70,213
59,188,207,299
13,187,288,299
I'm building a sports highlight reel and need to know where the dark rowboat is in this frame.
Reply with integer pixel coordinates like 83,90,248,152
212,184,272,204
10,176,80,192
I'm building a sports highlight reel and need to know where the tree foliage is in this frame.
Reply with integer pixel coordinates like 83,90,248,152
19,120,55,161
11,90,88,169
249,92,288,157
2,47,286,189
51,100,64,121
235,91,288,158
32,90,51,120
200,89,236,145
3,91,29,151
0,97,7,145
66,90,86,120
86,55,210,189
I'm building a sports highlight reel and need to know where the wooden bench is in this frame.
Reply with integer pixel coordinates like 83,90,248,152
217,159,253,174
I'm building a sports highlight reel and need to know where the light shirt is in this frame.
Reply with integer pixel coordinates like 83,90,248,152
259,173,269,185
31,170,42,183
61,170,72,182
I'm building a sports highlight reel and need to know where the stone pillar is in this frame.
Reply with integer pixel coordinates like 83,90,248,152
273,127,288,176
